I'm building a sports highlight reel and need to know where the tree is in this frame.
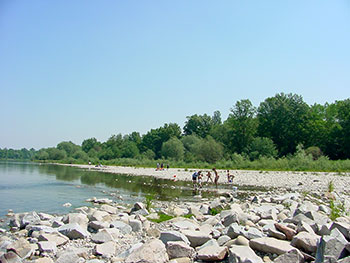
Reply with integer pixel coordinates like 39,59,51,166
46,148,66,160
183,114,213,138
194,136,223,163
335,99,350,159
82,138,101,153
257,93,309,156
141,123,181,158
246,137,278,160
224,99,257,154
161,137,185,160
57,141,80,157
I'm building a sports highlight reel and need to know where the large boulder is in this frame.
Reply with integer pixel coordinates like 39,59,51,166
254,205,277,220
249,237,297,255
0,251,22,263
6,238,34,259
330,222,350,240
38,233,69,246
181,229,212,247
38,241,57,254
197,245,228,261
323,228,349,259
100,204,118,214
55,251,80,263
21,212,42,229
291,231,320,253
63,213,89,227
124,239,169,263
58,223,90,239
110,220,132,235
91,228,119,244
95,241,116,258
160,231,190,245
166,241,195,259
273,249,304,263
228,245,263,263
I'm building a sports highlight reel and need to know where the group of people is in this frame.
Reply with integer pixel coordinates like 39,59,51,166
156,163,169,171
192,168,235,189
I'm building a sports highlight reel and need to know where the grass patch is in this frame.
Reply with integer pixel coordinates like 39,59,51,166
329,200,345,221
148,212,174,223
182,214,194,219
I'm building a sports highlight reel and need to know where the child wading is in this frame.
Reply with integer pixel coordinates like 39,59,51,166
192,171,201,189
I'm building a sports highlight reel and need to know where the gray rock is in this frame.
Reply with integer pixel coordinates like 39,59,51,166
58,223,90,239
254,205,277,220
92,228,119,244
21,211,41,228
0,251,22,263
297,221,315,235
330,222,350,240
26,225,56,234
38,232,69,246
242,227,264,240
110,220,132,235
199,204,210,215
55,251,80,263
160,231,190,245
291,231,320,253
323,228,349,259
197,245,228,261
38,241,57,254
125,239,169,263
62,213,89,227
7,238,34,259
129,219,142,232
228,245,263,263
317,223,332,236
100,204,118,214
119,243,143,259
89,210,109,222
95,241,116,258
226,223,245,239
88,221,110,231
223,212,238,227
294,201,319,216
319,204,331,214
273,249,304,263
249,237,297,255
218,235,231,246
196,239,219,251
181,229,212,247
266,225,286,240
166,241,195,259
38,213,54,221
172,219,199,230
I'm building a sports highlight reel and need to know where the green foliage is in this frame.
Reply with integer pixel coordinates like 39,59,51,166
329,200,345,221
328,180,334,193
145,194,155,211
209,207,224,215
257,93,309,156
246,137,277,160
195,136,223,163
148,212,174,223
305,146,323,160
182,214,194,219
161,137,184,160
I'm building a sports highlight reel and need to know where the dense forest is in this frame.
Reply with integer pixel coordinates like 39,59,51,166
2,93,350,170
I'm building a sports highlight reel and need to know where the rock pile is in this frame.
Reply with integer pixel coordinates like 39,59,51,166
1,191,350,262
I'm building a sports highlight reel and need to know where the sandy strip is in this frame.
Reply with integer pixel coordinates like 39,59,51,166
59,164,350,194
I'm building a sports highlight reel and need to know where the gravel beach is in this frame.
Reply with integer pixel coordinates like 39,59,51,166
62,164,350,194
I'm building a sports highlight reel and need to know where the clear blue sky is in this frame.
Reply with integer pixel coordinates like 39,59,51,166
1,0,350,149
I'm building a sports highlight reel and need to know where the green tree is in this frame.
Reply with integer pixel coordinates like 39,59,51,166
161,137,184,160
335,99,350,159
257,93,309,156
194,136,223,163
141,123,181,158
246,137,277,160
57,141,80,157
183,114,213,138
224,99,257,154
82,138,101,153
46,148,66,160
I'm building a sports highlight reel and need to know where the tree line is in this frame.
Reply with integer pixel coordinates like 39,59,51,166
2,93,350,165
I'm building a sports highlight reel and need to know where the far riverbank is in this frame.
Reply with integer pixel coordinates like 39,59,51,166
60,164,350,194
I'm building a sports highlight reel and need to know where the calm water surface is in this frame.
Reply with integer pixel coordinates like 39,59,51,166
0,161,221,217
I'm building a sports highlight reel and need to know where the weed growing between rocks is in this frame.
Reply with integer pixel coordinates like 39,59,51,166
148,212,174,223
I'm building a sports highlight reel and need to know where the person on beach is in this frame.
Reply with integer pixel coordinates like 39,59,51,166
197,172,203,189
160,163,164,170
192,171,201,189
206,171,213,183
156,163,160,171
212,168,219,188
226,169,235,183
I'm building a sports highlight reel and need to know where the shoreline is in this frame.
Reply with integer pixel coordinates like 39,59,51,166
60,163,350,194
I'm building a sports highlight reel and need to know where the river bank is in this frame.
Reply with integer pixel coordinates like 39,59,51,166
61,164,350,194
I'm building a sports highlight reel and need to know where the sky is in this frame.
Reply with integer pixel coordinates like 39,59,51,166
1,0,350,149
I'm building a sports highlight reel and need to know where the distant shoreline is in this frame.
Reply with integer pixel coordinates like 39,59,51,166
58,163,350,194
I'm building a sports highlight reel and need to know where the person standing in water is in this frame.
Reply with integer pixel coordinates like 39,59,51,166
226,170,235,183
212,168,219,188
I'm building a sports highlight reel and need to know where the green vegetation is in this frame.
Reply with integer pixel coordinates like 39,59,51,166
2,93,350,172
329,200,346,221
182,214,194,219
148,212,174,223
328,181,335,193
145,194,155,211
